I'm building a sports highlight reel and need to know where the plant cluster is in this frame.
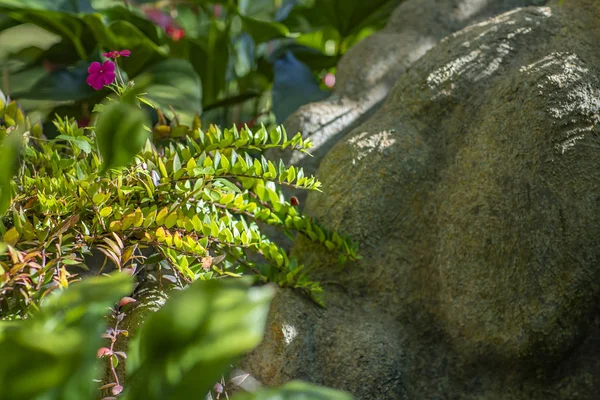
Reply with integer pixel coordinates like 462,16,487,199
0,49,358,398
0,52,358,319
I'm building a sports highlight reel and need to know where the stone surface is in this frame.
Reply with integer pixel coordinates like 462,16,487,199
241,288,407,399
243,0,600,398
270,0,548,200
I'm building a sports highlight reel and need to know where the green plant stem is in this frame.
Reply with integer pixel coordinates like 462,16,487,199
113,59,126,88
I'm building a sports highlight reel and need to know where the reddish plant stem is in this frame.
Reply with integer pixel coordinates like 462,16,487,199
108,312,123,388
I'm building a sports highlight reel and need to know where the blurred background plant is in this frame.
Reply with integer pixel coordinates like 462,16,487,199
0,0,400,135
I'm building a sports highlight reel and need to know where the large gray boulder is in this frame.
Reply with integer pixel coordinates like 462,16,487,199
272,0,548,190
242,0,600,398
266,0,549,253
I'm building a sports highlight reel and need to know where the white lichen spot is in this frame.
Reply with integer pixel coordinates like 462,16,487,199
538,7,552,18
427,50,481,88
521,53,600,119
556,126,594,154
519,53,564,74
522,52,600,153
427,12,538,97
281,323,298,345
507,27,532,39
474,42,512,81
349,131,397,164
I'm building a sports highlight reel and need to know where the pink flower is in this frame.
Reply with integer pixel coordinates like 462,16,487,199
323,73,336,88
86,61,115,90
142,8,185,42
166,25,185,41
97,347,112,358
102,50,131,59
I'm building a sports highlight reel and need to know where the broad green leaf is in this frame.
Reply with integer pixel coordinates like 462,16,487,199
0,273,132,400
73,138,92,154
165,212,178,229
2,226,19,246
187,22,228,107
12,63,95,101
0,131,22,215
240,15,294,44
283,0,396,38
0,0,94,12
95,101,150,171
0,7,89,59
99,206,113,217
126,279,275,400
137,59,202,126
83,15,166,77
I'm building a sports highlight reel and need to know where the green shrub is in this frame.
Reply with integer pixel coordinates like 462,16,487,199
0,49,358,398
0,100,357,318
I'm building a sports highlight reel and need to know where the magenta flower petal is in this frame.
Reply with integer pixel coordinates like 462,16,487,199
85,74,95,87
87,62,101,74
86,60,118,90
118,50,131,57
144,9,172,29
102,71,116,86
93,80,105,90
88,73,105,90
101,60,115,72
102,51,115,58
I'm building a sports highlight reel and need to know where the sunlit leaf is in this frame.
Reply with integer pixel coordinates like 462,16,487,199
0,273,132,400
126,279,275,400
95,101,150,171
0,131,22,215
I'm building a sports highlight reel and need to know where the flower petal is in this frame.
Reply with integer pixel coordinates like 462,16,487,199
101,60,115,72
102,51,115,58
86,73,97,86
87,62,101,74
102,71,116,86
87,73,105,90
118,50,131,57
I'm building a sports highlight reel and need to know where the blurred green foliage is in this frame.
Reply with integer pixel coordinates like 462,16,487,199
0,273,354,399
235,381,355,400
0,272,133,400
126,278,274,399
0,0,400,129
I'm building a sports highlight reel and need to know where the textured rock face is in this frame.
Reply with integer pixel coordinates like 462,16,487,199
272,0,548,188
240,290,407,399
243,0,600,398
